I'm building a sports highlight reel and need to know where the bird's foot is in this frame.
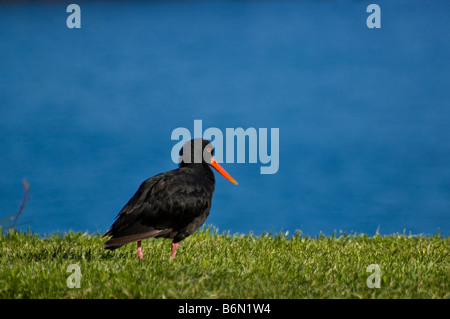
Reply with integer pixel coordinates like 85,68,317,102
137,247,143,259
171,242,178,259
137,241,143,259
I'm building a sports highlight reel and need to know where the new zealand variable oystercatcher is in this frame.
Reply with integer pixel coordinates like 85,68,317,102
103,138,237,259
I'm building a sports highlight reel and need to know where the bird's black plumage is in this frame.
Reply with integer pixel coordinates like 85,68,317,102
103,138,236,257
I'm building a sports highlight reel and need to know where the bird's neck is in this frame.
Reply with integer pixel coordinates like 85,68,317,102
179,163,215,183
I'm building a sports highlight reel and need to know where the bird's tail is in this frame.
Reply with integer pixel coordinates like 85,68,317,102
102,229,173,250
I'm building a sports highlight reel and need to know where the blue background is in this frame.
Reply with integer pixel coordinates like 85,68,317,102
1,0,449,236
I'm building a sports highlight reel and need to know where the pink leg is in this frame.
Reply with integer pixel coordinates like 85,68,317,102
171,242,178,259
137,241,143,259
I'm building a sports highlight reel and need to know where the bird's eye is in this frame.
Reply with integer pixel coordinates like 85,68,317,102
206,148,211,153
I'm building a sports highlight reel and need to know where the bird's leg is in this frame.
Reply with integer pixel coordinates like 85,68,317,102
171,242,178,259
137,241,143,259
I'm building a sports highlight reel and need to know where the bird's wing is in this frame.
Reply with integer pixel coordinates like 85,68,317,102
102,172,168,239
103,169,212,243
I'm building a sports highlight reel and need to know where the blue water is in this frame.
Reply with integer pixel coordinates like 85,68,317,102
1,1,449,236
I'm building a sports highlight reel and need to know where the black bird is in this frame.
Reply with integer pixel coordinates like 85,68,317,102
102,138,237,259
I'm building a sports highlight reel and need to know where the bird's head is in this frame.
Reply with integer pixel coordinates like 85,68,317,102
179,138,238,185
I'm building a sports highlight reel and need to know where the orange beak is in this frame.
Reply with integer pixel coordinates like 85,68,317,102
209,158,238,185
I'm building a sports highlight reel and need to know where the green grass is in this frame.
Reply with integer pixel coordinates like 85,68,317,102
0,227,448,298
